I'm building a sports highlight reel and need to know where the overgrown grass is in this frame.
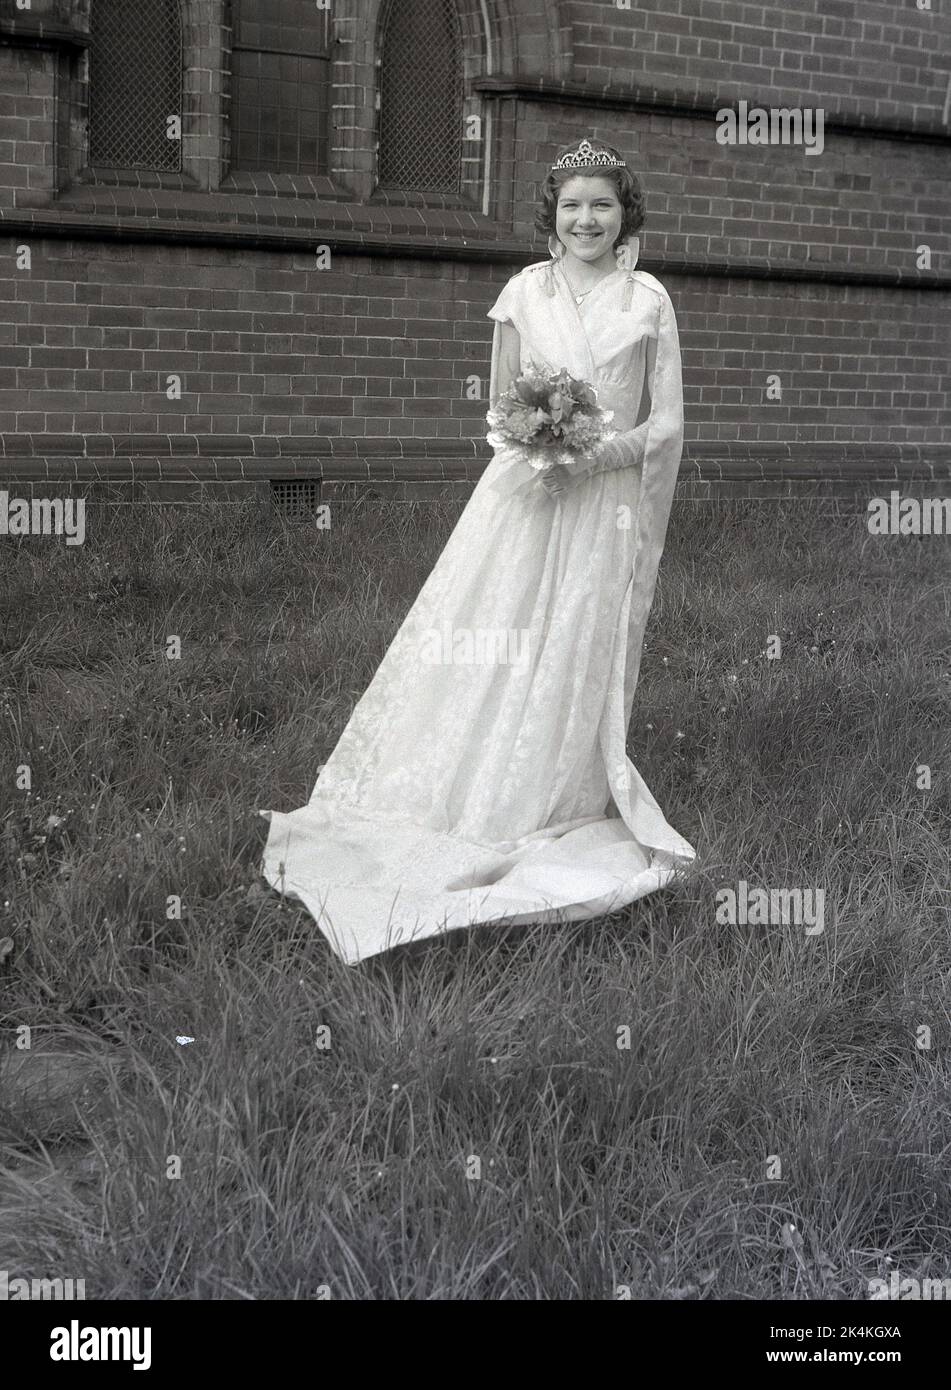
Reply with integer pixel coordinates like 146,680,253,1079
0,494,949,1299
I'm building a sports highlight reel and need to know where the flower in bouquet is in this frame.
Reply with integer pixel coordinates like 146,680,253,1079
486,361,616,474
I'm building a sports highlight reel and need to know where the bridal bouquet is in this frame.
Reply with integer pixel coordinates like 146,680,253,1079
486,362,617,486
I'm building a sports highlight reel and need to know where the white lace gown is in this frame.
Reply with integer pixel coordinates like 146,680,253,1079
259,250,696,964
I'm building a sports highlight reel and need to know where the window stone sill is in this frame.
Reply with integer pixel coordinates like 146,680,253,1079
2,185,530,261
0,15,89,51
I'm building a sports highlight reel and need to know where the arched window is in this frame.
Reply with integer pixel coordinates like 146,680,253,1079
88,0,184,171
230,0,331,175
377,0,464,193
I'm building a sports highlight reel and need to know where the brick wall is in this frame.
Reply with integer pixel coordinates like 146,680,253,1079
0,241,490,439
568,0,949,122
0,240,946,446
0,0,948,498
0,43,56,208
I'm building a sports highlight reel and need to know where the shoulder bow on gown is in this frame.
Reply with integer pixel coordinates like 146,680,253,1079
259,240,696,964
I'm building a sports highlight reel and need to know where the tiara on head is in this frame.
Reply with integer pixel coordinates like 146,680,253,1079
550,137,627,173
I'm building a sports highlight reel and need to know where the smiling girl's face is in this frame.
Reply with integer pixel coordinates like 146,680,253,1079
554,175,624,270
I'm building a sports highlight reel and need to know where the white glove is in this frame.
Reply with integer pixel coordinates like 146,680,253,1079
563,424,648,485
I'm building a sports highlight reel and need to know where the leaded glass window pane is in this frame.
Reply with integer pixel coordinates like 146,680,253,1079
378,0,464,193
230,0,330,175
89,0,184,171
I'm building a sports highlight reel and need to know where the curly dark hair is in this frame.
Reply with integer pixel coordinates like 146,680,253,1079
534,140,646,253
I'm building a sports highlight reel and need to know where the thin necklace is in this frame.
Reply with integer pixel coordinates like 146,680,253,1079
560,259,614,304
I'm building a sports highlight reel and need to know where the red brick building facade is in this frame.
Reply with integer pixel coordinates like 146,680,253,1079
0,0,949,502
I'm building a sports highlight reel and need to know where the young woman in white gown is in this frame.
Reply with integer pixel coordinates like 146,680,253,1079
260,137,696,965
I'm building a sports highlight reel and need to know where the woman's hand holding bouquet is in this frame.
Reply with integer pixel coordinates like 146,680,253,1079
486,363,618,501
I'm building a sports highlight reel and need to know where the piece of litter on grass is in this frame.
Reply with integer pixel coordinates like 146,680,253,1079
175,1035,195,1046
780,1222,804,1252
